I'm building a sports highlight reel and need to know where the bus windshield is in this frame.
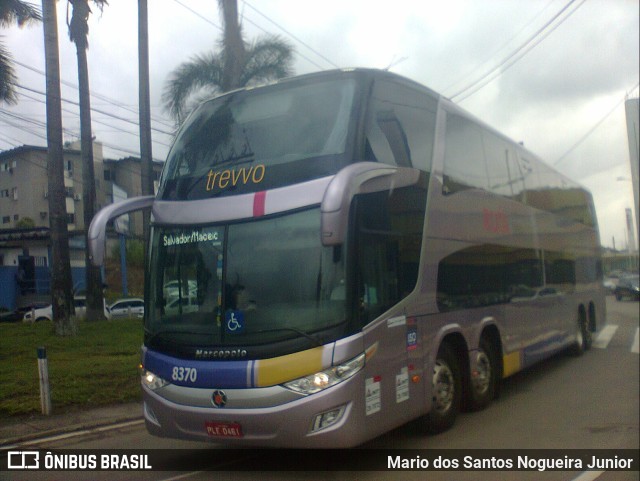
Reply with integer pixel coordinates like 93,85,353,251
159,77,357,200
146,208,347,355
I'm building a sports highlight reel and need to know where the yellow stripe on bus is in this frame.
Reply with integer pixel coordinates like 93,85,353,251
255,346,326,387
502,350,521,378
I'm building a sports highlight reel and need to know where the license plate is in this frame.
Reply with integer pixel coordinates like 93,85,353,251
205,421,243,438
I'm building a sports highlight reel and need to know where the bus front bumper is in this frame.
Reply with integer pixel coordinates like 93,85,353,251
141,377,367,448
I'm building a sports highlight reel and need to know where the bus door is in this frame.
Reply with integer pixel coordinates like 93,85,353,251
352,177,428,428
320,162,429,429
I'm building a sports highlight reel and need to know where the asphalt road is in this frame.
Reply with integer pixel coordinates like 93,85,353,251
3,297,638,481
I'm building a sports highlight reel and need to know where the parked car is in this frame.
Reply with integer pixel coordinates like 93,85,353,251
165,294,199,315
1,303,49,323
603,270,628,294
22,297,88,322
613,274,640,301
106,298,144,320
603,277,618,293
163,280,197,302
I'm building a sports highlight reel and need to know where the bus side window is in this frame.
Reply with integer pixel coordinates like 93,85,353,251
443,113,488,194
364,80,437,172
483,131,520,199
354,178,427,324
376,111,411,167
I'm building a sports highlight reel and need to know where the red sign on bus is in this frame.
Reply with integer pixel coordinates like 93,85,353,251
483,208,510,234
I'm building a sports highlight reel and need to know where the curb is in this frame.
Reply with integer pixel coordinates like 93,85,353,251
0,403,144,448
0,416,144,448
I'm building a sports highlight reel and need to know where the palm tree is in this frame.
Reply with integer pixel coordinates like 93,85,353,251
42,0,76,335
163,0,295,123
0,0,41,104
67,0,107,320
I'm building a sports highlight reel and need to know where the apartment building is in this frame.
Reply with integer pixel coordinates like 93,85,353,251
0,142,162,234
0,143,163,309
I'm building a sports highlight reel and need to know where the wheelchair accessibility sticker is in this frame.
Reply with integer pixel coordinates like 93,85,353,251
225,310,245,334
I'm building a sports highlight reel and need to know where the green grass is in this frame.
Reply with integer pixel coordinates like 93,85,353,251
0,318,143,418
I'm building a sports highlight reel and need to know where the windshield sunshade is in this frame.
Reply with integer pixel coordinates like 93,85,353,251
159,78,357,200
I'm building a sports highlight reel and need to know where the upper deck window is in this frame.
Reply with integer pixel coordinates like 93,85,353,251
159,78,357,200
364,80,438,172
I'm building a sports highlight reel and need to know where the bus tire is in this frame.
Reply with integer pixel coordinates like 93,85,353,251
570,309,588,356
586,304,595,350
424,342,462,434
466,337,498,412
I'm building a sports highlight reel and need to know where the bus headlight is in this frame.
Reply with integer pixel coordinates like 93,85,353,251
282,353,365,395
141,368,169,391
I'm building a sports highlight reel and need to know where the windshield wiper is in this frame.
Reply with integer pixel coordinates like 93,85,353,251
251,327,323,347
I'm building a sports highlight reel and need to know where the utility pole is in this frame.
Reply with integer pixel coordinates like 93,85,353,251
138,0,154,262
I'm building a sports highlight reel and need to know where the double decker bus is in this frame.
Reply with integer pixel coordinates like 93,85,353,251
89,68,605,447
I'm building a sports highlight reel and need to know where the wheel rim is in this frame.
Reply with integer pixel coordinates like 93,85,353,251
432,360,455,414
576,319,584,348
473,351,491,395
584,325,592,346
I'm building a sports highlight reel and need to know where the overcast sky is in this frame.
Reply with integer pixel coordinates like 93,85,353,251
2,0,638,249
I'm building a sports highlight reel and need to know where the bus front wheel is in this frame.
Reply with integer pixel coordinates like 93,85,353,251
424,343,462,434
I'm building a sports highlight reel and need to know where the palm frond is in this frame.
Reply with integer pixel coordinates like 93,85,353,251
68,0,90,47
0,0,42,27
240,34,295,87
162,51,225,122
0,40,18,104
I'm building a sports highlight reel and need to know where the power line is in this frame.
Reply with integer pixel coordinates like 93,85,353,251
451,0,585,102
243,1,339,69
13,83,175,137
9,60,178,163
554,81,640,167
0,103,167,163
15,89,173,150
172,0,222,32
442,0,556,95
13,59,176,131
172,0,333,71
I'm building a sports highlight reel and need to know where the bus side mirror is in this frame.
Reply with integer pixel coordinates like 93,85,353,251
320,162,422,246
88,196,155,266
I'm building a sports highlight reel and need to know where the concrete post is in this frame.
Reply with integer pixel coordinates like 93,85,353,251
37,346,52,415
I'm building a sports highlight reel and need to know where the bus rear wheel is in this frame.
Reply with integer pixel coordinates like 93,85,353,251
570,309,589,356
424,343,461,434
466,337,499,411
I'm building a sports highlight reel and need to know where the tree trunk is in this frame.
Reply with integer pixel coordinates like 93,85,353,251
219,0,245,91
42,0,76,336
71,0,105,321
138,0,153,269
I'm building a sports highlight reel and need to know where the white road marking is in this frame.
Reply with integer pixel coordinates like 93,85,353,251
571,471,605,481
631,328,639,354
593,325,618,349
